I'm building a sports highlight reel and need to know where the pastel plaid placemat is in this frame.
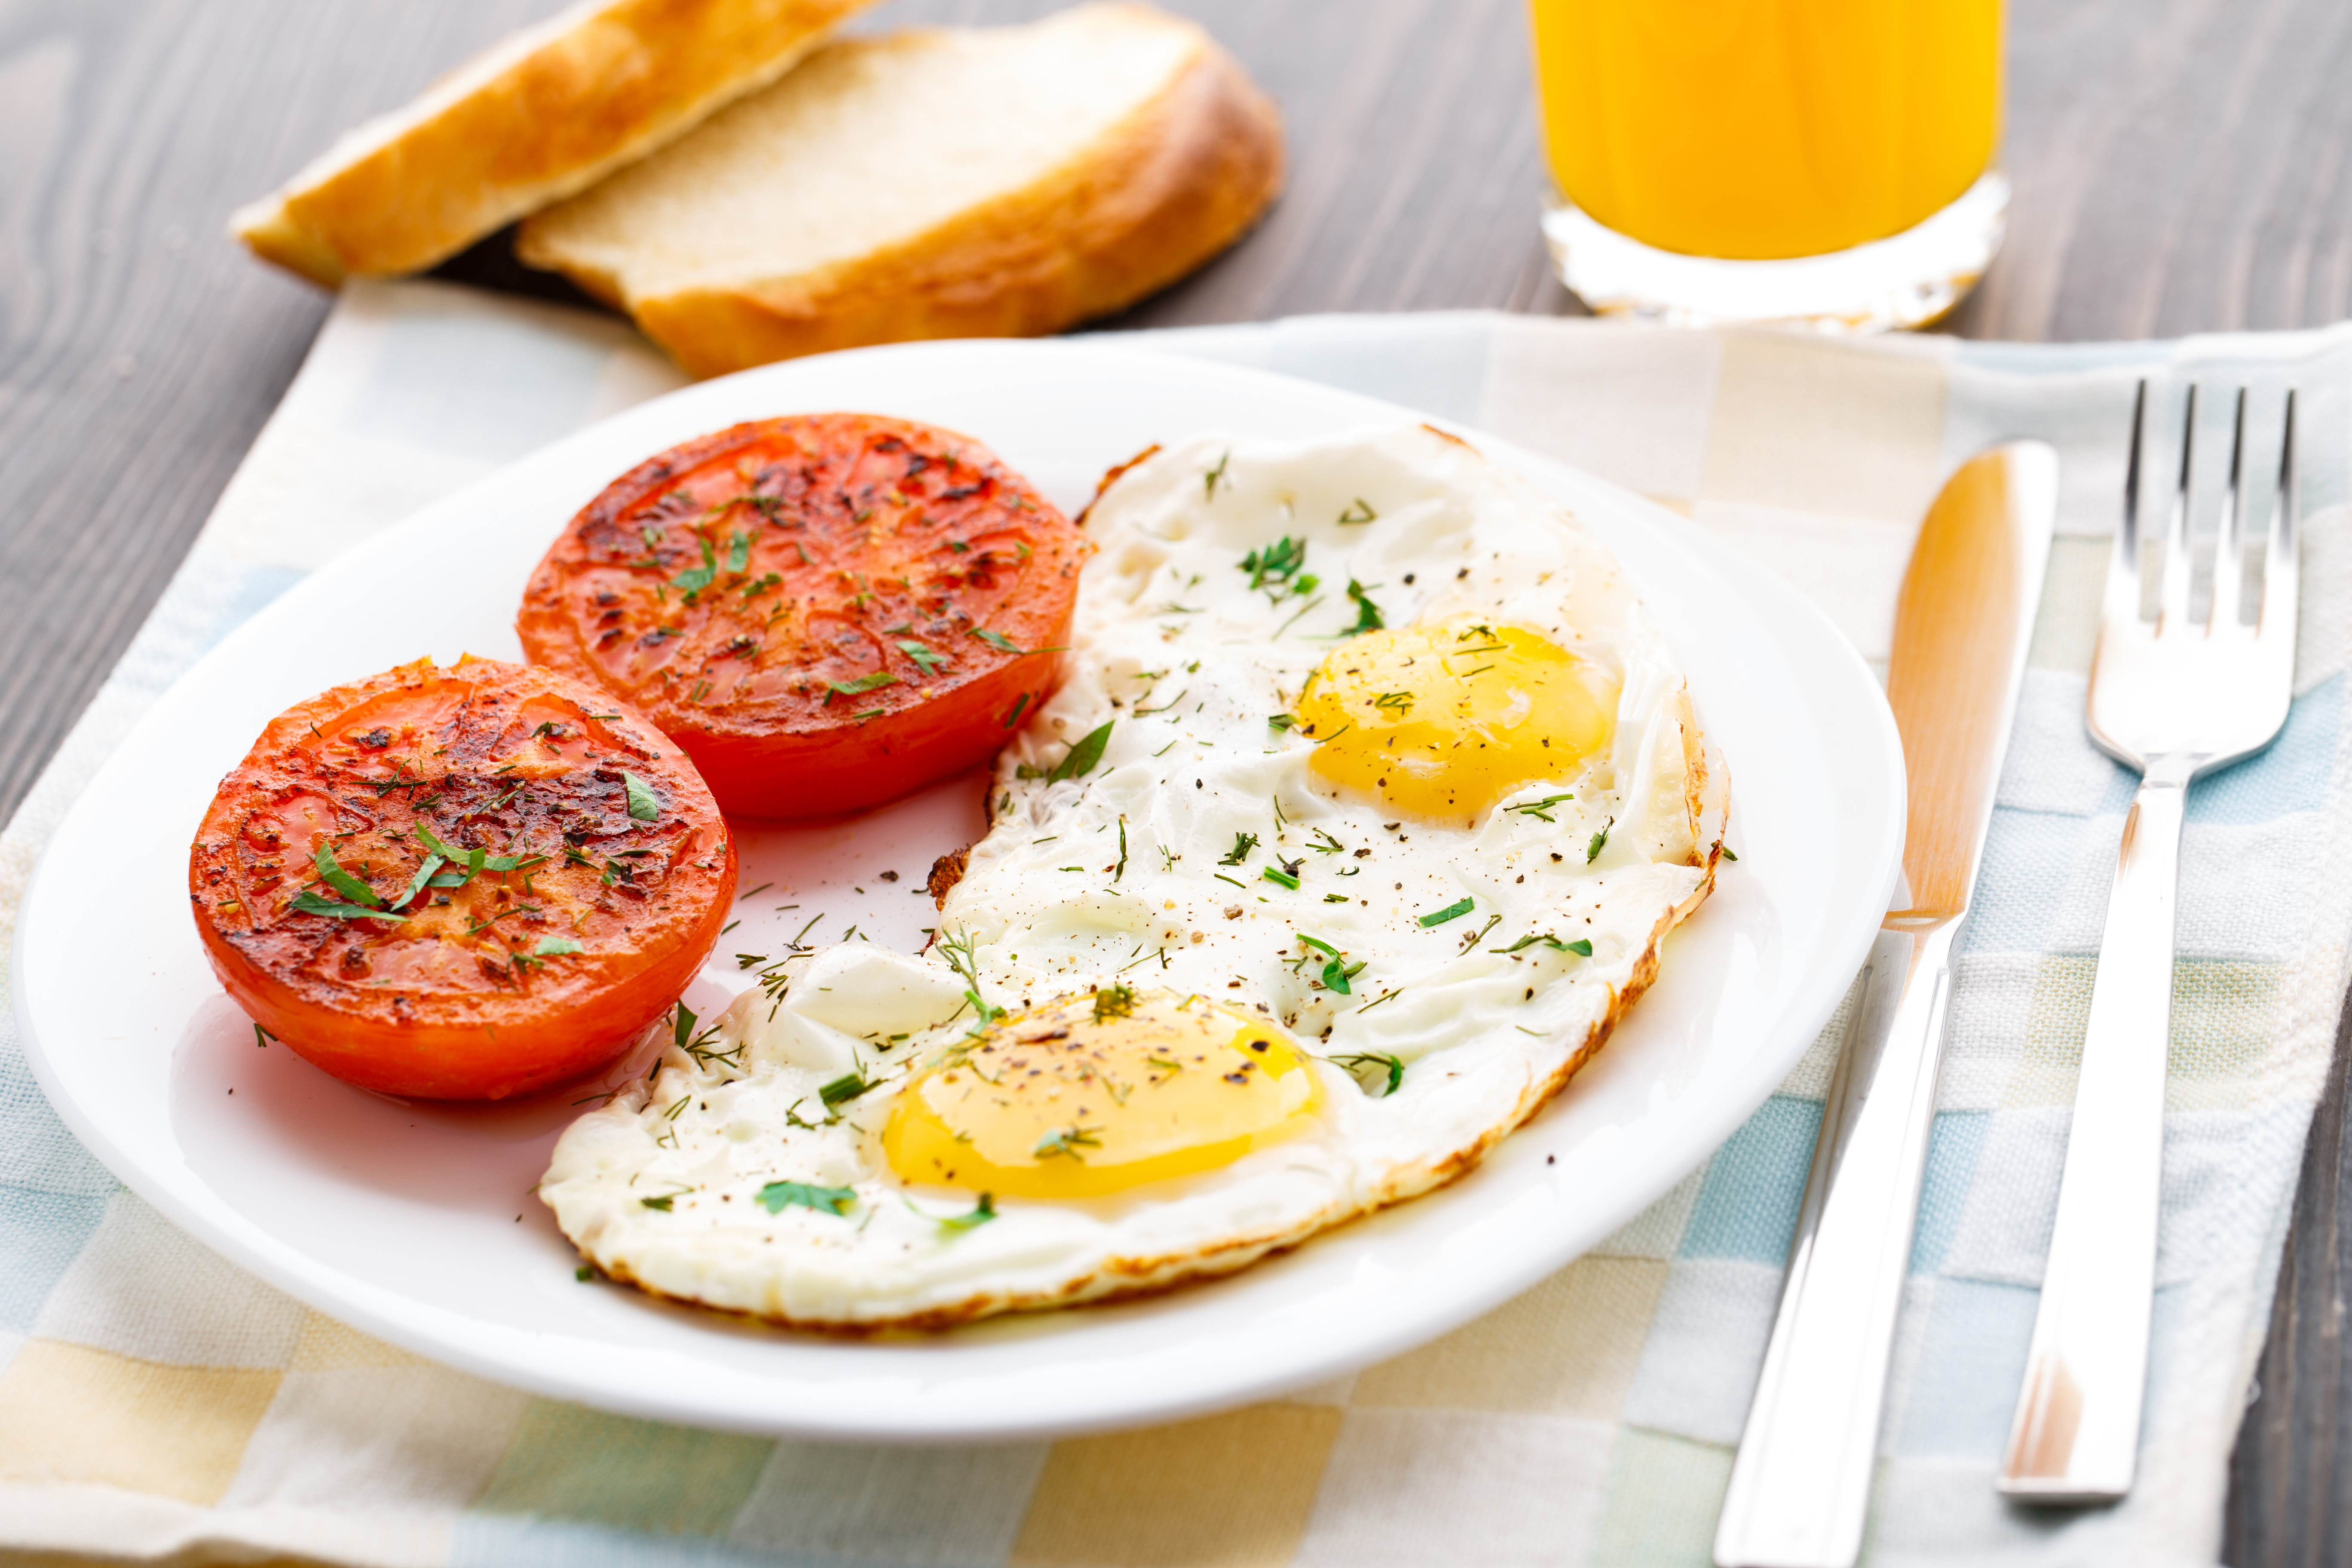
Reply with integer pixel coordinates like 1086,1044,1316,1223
3,281,2348,1568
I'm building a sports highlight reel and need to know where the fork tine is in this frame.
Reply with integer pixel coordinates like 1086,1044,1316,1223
2108,381,2150,626
2209,389,2248,634
2261,389,2300,646
2158,384,2197,631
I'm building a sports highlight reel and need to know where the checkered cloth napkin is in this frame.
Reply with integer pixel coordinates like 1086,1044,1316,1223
3,282,2348,1567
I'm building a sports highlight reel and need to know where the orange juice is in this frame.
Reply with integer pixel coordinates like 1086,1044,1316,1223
1530,0,2003,261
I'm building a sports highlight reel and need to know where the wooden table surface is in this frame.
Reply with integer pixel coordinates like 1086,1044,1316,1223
3,0,2347,1560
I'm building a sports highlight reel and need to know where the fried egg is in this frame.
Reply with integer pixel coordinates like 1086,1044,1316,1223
540,424,1727,1329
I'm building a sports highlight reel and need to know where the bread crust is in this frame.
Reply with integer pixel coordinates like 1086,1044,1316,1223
522,18,1285,376
234,0,874,286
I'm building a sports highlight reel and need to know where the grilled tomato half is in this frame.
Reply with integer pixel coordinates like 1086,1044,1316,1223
515,413,1091,818
188,656,735,1100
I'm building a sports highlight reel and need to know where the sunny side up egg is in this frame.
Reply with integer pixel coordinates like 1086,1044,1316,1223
539,425,1728,1329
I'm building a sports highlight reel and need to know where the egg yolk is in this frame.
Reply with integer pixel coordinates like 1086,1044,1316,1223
882,990,1320,1198
1294,618,1618,827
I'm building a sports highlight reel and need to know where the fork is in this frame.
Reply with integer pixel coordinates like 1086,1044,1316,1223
1997,382,2300,1501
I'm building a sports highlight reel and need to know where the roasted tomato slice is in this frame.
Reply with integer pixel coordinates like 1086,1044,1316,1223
515,413,1092,818
188,656,735,1100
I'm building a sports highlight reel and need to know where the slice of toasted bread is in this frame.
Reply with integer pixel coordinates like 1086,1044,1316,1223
515,2,1283,377
233,0,878,287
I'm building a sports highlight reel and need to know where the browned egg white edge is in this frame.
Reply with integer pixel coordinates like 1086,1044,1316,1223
569,713,1724,1336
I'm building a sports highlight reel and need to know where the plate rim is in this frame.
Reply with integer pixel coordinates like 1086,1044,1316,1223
13,335,1904,1439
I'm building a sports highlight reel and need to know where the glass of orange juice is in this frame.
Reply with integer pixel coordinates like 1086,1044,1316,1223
1529,0,2007,331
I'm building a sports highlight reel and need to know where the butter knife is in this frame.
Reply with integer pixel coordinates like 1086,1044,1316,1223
1714,442,2058,1568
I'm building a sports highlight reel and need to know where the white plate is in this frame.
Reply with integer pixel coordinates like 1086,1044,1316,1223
15,339,1902,1441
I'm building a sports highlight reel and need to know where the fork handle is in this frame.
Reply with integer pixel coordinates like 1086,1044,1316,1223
1715,919,1960,1568
1999,766,2189,1501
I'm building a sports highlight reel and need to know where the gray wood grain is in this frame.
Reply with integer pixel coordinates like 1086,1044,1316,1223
0,1,2347,1562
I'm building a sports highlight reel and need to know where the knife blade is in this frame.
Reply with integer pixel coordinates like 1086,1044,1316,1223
1713,441,2058,1568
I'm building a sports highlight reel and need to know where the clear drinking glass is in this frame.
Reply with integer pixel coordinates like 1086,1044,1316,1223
1529,0,2008,332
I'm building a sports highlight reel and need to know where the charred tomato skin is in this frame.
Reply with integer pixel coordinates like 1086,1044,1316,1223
515,414,1091,818
188,656,735,1100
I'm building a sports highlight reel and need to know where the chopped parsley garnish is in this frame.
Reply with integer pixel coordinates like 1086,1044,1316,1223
288,889,407,924
937,1193,998,1233
1507,793,1576,824
413,824,479,881
1263,864,1300,890
1035,1124,1102,1161
392,851,446,910
1586,821,1612,863
818,1072,871,1108
640,1194,676,1211
311,842,382,908
1219,831,1259,866
1331,1050,1405,1097
897,638,948,677
1268,714,1298,732
1564,937,1595,956
971,627,1023,655
1093,983,1137,1023
1722,846,1740,862
1048,720,1113,783
1295,934,1364,995
825,671,900,704
1418,896,1476,927
673,536,719,597
1002,692,1032,730
759,1180,857,1216
1372,690,1413,715
622,772,661,821
1344,579,1385,635
724,531,750,573
513,935,585,972
673,1002,698,1050
1336,497,1378,526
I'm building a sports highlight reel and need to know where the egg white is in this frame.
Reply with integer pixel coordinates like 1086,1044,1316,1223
540,425,1727,1329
